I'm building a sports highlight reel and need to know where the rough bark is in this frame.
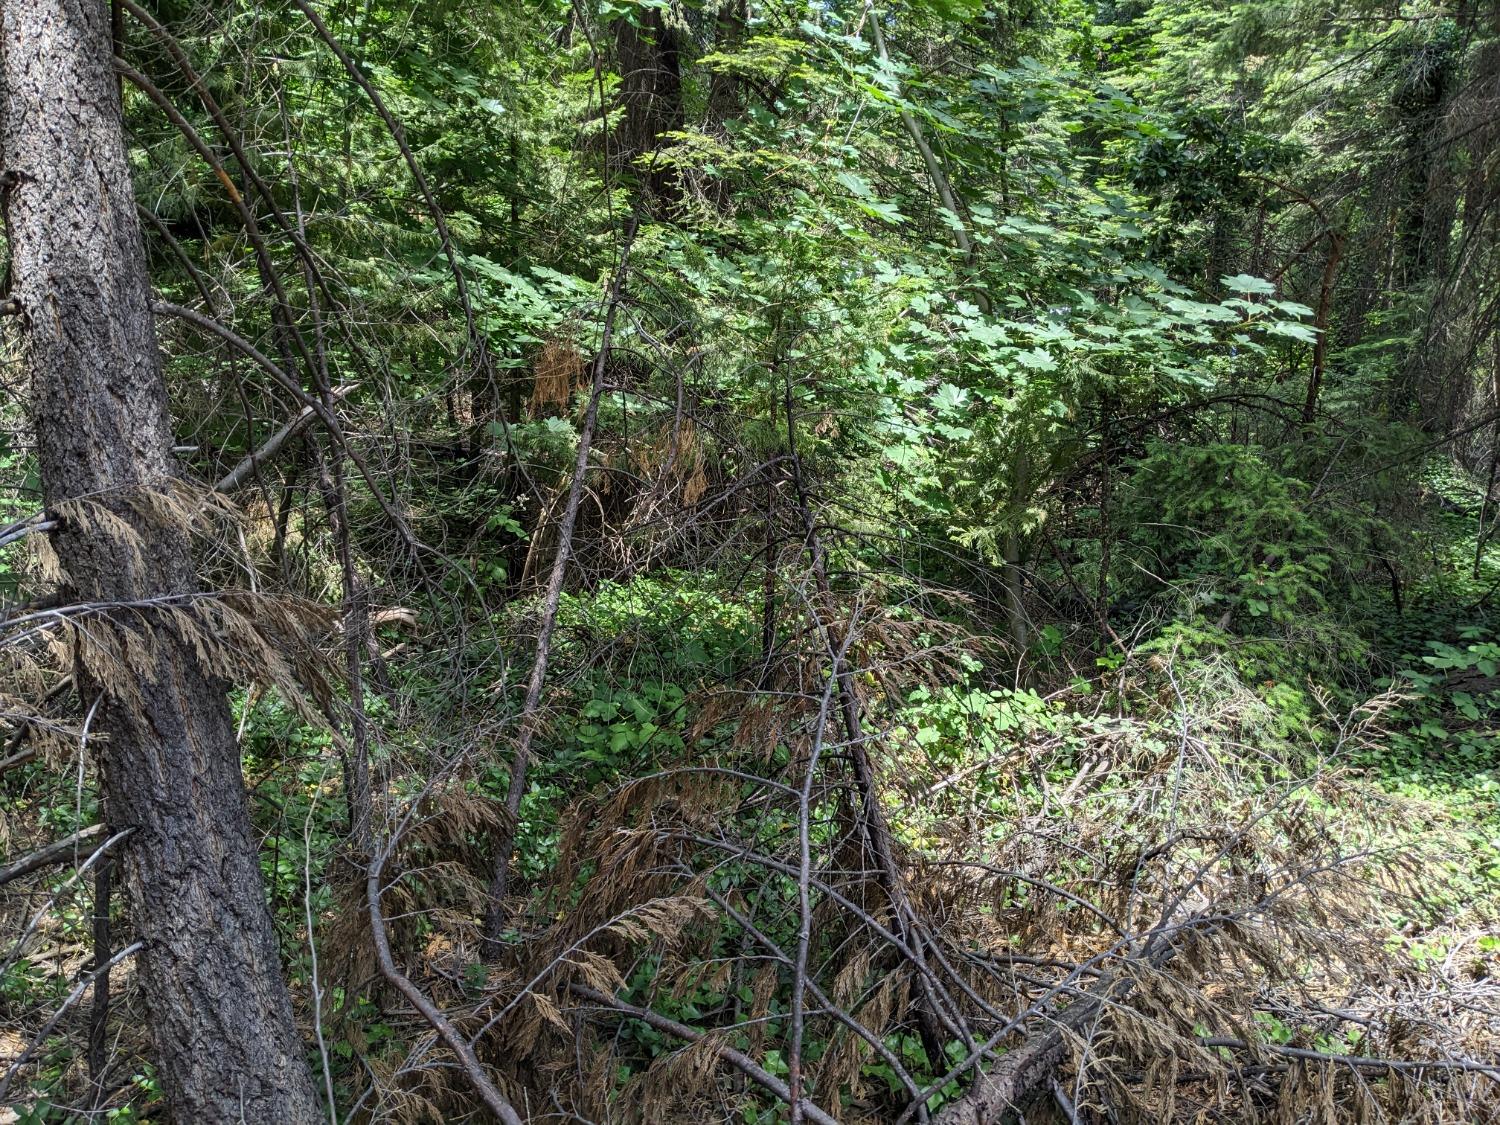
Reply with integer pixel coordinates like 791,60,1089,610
614,8,683,209
0,2,322,1119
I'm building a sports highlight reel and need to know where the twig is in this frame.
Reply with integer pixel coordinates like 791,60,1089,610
702,881,929,1117
790,609,860,1122
150,300,419,551
0,513,56,552
3,830,134,980
87,852,112,1088
215,385,358,494
1198,1038,1500,1080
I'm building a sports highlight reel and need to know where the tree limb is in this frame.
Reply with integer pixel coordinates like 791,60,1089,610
480,216,639,954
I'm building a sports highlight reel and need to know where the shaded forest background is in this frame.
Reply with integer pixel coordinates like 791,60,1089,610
2,0,1499,1121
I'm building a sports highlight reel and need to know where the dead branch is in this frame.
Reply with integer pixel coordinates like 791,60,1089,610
0,823,108,887
367,846,524,1125
215,384,358,494
567,983,842,1125
480,215,640,955
1198,1037,1500,1080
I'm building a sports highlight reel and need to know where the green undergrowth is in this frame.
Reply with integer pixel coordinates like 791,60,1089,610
1100,456,1500,925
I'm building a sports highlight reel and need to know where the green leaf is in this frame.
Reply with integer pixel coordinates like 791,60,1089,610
933,382,969,412
1014,347,1057,371
1264,321,1319,343
857,199,906,225
1221,273,1277,296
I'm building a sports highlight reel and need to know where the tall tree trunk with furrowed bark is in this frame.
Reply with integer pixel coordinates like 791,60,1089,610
0,1,322,1119
614,7,683,211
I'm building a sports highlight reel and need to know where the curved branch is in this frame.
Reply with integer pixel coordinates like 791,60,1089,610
367,848,523,1125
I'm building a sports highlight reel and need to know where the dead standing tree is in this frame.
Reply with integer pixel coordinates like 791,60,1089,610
0,0,322,1118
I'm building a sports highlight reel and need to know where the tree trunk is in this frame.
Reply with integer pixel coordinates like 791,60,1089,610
0,2,323,1120
614,8,683,210
1302,229,1344,426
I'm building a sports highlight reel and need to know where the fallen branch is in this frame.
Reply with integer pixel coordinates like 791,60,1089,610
929,973,1130,1125
925,918,1208,1125
367,850,523,1125
215,384,358,493
1199,1037,1500,1081
567,983,842,1125
0,824,108,888
923,900,1497,1125
781,370,967,1062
